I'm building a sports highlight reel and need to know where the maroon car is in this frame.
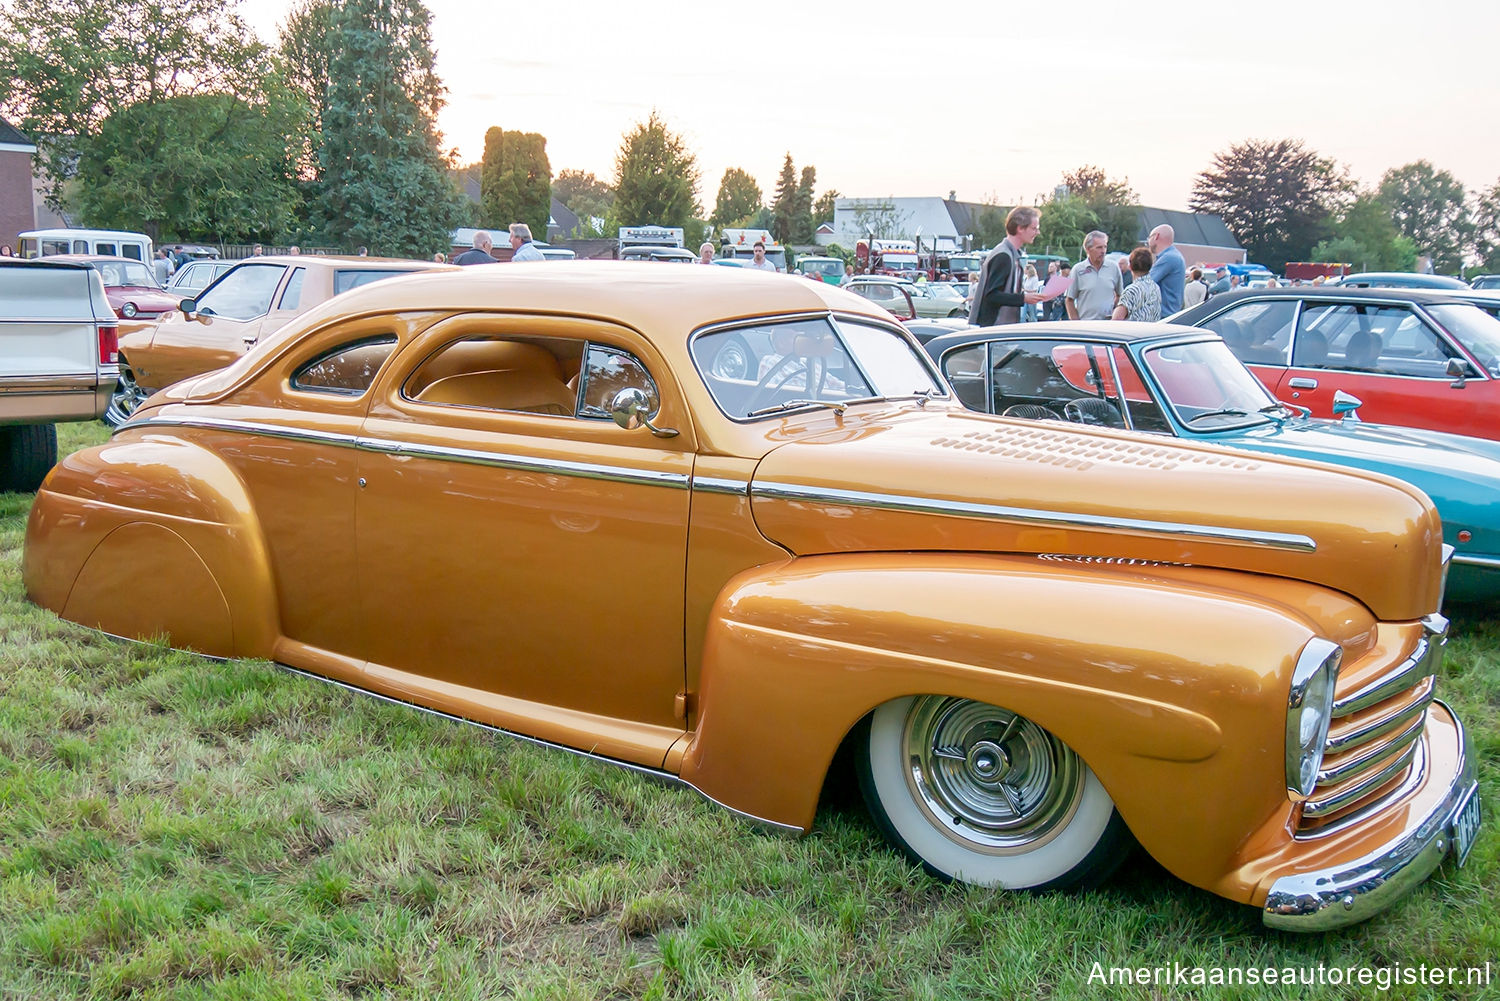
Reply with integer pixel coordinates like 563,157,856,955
46,255,182,321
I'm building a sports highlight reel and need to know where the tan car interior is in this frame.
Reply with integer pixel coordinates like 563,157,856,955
407,338,581,415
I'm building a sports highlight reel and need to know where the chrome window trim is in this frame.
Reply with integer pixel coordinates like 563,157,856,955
125,415,690,490
689,310,948,424
288,333,398,398
749,480,1318,552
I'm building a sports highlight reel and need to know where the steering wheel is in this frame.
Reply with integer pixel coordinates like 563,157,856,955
746,354,828,413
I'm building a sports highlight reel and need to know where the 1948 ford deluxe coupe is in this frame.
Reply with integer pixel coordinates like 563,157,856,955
24,263,1479,930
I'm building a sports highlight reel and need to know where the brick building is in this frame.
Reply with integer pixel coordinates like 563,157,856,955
0,117,37,250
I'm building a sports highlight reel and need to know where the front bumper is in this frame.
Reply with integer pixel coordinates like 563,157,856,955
1262,701,1478,931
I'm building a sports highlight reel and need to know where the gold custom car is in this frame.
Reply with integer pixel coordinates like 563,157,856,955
107,254,451,425
24,263,1478,930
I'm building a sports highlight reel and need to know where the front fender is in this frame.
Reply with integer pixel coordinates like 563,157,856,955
23,434,280,658
678,552,1377,896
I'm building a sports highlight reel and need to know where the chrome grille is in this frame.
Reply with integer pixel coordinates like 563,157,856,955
1298,616,1446,833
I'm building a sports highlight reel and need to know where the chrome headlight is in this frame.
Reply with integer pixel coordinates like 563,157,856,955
121,301,138,318
1285,638,1341,798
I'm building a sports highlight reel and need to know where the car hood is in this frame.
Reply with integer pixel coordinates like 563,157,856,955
748,408,1442,621
107,286,181,312
1215,417,1500,556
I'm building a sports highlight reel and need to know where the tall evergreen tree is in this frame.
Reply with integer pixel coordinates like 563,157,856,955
794,165,817,244
612,110,699,228
480,128,551,237
287,0,466,255
770,154,798,245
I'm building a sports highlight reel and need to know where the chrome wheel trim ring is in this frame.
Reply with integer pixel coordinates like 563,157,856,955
902,696,1084,855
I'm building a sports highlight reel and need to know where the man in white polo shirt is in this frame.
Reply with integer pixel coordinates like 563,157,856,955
1065,231,1122,321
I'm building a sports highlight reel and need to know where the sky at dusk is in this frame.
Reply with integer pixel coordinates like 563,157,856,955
246,1,1500,213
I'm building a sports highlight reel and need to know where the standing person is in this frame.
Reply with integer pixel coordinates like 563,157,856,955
969,206,1045,326
1184,267,1209,307
250,243,264,257
1207,266,1230,296
151,249,172,285
453,231,496,265
1065,231,1123,321
1045,264,1072,320
1020,264,1041,321
433,252,447,263
1146,224,1185,314
746,241,777,271
1118,255,1133,289
509,223,545,262
356,246,369,257
1112,248,1161,321
288,245,301,256
697,242,716,265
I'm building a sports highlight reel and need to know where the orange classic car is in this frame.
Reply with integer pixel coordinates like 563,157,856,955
107,254,450,425
24,263,1478,930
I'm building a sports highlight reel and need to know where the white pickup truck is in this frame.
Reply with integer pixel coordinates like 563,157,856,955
0,259,119,492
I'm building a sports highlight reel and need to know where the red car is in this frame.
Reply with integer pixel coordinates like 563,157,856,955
1175,287,1500,440
46,255,182,321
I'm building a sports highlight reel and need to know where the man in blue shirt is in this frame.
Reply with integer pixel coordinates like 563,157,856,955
1146,224,1186,314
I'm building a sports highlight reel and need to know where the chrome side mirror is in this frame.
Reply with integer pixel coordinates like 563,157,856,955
1447,357,1469,388
1331,389,1363,421
609,387,678,438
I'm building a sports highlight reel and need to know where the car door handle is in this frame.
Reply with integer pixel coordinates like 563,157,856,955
1288,377,1318,389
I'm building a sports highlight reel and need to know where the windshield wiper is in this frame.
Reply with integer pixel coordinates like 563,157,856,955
1184,408,1249,424
1258,402,1297,422
746,391,939,419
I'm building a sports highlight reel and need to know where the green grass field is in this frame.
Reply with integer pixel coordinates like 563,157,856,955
1,422,1495,1000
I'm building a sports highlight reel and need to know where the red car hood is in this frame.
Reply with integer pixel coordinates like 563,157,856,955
107,285,181,315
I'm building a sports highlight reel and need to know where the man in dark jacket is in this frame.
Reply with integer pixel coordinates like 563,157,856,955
968,206,1046,326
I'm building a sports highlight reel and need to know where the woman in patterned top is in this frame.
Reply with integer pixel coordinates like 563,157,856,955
1113,248,1161,321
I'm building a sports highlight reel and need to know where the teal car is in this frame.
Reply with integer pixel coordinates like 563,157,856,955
923,321,1500,605
796,256,845,283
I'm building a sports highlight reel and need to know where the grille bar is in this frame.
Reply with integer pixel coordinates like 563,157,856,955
1316,711,1426,787
1303,740,1421,819
1325,676,1435,754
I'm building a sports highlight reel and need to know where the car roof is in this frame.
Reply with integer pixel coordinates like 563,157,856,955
1175,286,1488,320
40,254,150,264
922,319,1216,356
223,255,451,271
1333,272,1469,287
261,261,893,345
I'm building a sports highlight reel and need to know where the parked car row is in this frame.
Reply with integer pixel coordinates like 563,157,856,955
20,264,1481,932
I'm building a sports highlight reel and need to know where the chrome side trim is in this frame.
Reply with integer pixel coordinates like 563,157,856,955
1265,703,1476,930
751,481,1319,552
355,436,690,489
1451,553,1500,569
277,665,801,835
692,476,749,496
1332,614,1447,717
126,415,690,490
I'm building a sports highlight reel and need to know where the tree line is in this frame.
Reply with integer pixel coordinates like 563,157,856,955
1190,139,1499,275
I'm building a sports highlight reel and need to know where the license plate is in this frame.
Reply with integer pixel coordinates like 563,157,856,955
1451,785,1481,867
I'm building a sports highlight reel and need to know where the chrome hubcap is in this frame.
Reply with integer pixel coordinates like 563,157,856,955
712,342,749,380
904,696,1083,852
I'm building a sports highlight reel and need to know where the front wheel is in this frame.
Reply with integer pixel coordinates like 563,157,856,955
857,695,1131,889
104,362,149,428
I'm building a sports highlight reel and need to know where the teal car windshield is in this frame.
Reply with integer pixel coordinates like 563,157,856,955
1141,340,1280,430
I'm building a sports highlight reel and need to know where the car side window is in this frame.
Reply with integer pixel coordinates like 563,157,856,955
579,344,660,420
291,336,399,396
279,268,306,310
1300,304,1460,377
1201,300,1296,366
405,335,583,417
197,264,288,321
939,345,987,412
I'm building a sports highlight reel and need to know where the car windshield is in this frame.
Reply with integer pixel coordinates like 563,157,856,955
1428,304,1500,377
803,260,841,276
692,316,945,420
197,263,287,320
949,256,982,273
1140,340,1279,429
90,260,158,288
